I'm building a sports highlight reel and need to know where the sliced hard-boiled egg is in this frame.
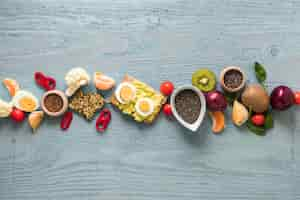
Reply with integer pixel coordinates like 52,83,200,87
115,82,136,104
0,98,13,117
12,90,39,112
135,98,154,117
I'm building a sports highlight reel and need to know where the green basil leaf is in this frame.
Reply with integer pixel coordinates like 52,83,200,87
264,112,274,130
254,62,267,84
223,91,239,106
246,121,266,136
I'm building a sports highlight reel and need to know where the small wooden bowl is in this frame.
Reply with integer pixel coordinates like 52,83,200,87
220,66,246,93
41,90,68,117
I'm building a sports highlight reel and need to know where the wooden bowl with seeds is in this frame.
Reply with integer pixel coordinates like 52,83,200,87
220,66,246,93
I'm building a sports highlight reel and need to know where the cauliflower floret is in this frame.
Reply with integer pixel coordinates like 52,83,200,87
65,68,90,97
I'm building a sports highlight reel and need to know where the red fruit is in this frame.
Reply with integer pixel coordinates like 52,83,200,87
294,92,300,105
160,81,174,96
251,114,265,126
163,104,172,116
10,108,25,122
270,85,294,110
205,90,227,111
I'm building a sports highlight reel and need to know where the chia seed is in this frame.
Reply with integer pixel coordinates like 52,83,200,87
175,89,201,124
224,69,243,89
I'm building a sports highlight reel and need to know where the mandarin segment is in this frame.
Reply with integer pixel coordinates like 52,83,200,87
94,72,115,91
3,78,20,97
209,111,225,133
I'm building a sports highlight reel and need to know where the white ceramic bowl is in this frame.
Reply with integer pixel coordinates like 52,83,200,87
170,85,206,132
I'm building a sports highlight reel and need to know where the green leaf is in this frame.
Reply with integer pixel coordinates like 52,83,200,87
246,108,267,136
254,62,267,84
264,112,274,130
223,91,239,106
246,121,266,136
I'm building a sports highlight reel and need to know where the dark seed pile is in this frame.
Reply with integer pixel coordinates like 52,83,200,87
44,94,63,113
224,70,243,89
175,89,201,124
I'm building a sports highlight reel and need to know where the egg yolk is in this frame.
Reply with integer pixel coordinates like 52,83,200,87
19,97,36,111
139,100,150,113
120,86,134,102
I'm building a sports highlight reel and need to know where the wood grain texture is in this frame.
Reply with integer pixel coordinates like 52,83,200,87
0,0,300,199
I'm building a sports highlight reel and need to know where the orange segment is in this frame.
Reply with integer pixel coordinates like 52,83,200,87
94,72,115,90
3,78,20,97
209,111,225,134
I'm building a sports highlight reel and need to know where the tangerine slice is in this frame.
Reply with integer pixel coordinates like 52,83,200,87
94,72,115,91
3,78,20,97
209,111,225,134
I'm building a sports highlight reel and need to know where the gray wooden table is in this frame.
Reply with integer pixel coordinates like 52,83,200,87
1,0,300,199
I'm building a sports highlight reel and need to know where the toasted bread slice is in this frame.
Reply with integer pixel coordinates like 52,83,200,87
111,75,166,124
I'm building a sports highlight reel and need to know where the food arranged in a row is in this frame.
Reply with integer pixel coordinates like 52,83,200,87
0,63,299,136
166,63,299,135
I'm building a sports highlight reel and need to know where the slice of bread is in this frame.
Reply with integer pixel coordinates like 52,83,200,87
111,75,166,124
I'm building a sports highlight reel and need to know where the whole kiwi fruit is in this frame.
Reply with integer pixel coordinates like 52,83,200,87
241,84,270,113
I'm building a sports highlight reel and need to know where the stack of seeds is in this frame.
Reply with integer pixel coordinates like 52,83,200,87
69,89,104,120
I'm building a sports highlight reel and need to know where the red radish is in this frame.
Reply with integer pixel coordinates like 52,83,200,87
10,108,25,122
294,91,300,105
251,114,265,126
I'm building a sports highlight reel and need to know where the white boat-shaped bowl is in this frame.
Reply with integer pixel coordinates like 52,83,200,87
170,85,206,132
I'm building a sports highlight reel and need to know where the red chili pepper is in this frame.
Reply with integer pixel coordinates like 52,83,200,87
34,72,46,86
34,72,56,91
96,109,111,132
60,111,73,131
43,77,56,91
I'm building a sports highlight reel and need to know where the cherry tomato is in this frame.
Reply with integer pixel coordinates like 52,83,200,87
251,114,265,126
10,108,25,122
163,104,173,116
294,91,300,105
160,81,174,96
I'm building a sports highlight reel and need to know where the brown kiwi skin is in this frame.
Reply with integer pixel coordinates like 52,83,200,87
241,84,270,113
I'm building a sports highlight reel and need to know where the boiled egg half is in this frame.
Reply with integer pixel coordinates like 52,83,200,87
135,98,154,117
12,90,39,112
115,82,136,104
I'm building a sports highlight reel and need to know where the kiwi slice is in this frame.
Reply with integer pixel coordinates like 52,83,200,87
192,69,216,92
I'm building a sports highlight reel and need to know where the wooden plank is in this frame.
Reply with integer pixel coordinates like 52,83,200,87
0,0,300,199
